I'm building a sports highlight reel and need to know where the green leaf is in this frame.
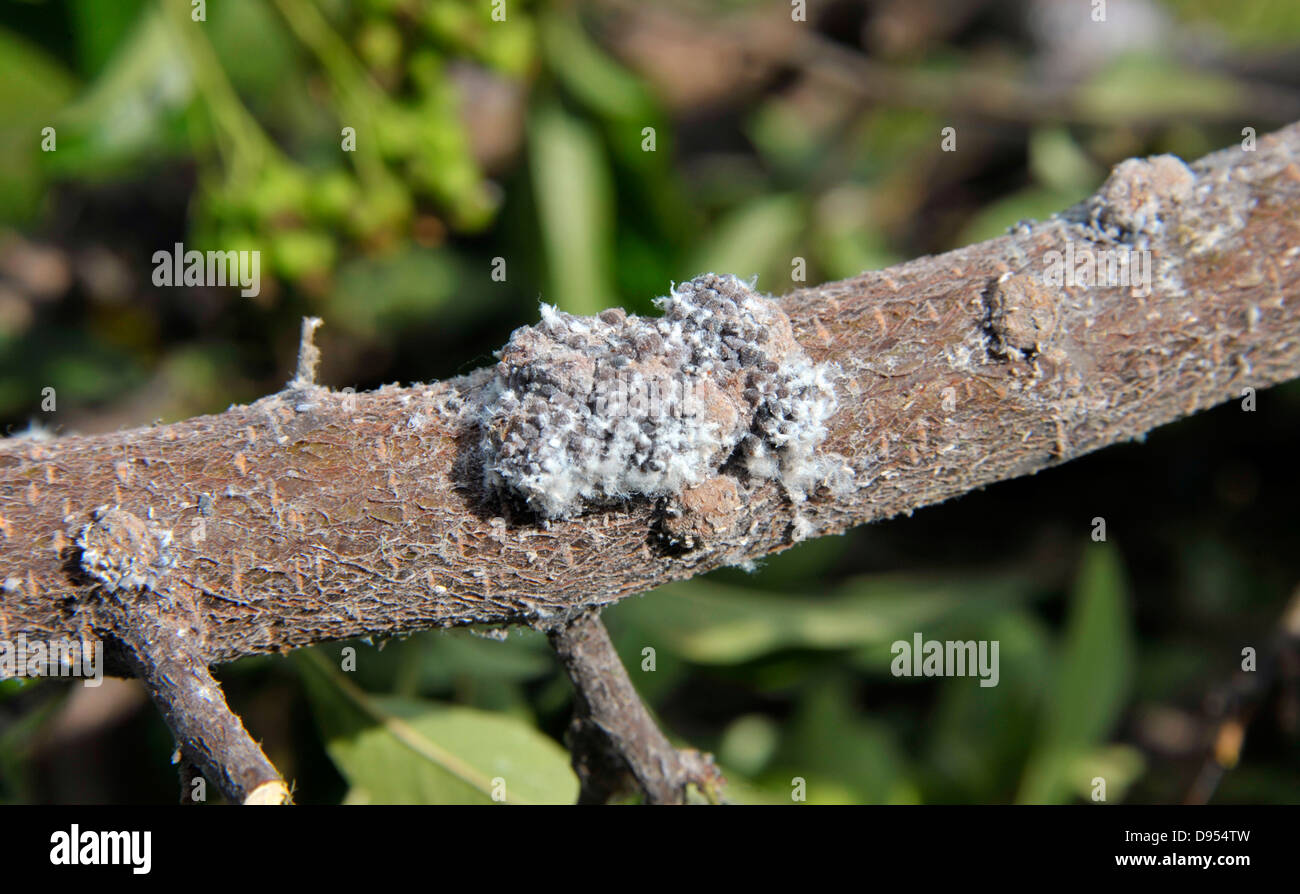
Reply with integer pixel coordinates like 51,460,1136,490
0,680,62,804
539,13,656,123
1028,126,1102,195
69,0,148,76
46,10,196,180
1050,543,1136,748
1165,0,1300,47
923,611,1052,802
769,676,916,804
956,185,1089,247
537,9,687,265
1017,543,1135,803
718,713,780,778
1075,53,1241,123
1066,745,1145,803
412,629,555,689
529,101,615,315
0,27,77,221
0,29,78,121
810,187,900,281
687,194,805,286
708,767,792,805
327,247,462,338
607,571,1042,666
202,0,300,100
296,650,577,804
711,534,851,591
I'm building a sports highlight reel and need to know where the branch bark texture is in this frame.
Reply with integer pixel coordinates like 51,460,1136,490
548,611,721,804
3,124,1300,669
118,599,290,804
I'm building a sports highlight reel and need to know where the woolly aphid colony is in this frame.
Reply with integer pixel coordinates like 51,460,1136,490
76,507,177,597
477,273,849,521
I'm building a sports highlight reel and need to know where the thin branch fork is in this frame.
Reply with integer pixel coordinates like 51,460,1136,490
72,505,291,804
547,610,722,804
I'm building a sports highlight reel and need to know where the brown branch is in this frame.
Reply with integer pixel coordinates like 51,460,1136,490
118,599,291,805
547,610,722,804
73,506,291,804
2,123,1299,676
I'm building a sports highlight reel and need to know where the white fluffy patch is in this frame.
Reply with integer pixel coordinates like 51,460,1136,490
77,506,176,595
478,274,844,518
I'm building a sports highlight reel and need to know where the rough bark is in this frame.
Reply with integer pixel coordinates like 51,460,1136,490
116,598,291,805
2,123,1299,673
548,611,723,804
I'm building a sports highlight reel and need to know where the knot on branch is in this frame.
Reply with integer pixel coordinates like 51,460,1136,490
1088,154,1197,243
983,272,1061,363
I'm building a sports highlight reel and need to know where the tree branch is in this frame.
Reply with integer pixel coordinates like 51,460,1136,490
72,505,291,804
2,123,1299,674
547,611,722,804
118,599,291,805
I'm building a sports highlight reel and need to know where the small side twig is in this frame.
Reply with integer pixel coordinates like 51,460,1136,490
116,600,291,805
546,610,723,805
289,316,324,390
76,505,291,804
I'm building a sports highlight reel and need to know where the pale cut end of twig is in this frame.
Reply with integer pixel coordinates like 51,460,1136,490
289,316,324,389
243,780,293,805
1281,586,1300,637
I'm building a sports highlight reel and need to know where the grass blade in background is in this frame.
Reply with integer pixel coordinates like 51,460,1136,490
529,100,615,315
608,572,1044,666
1017,542,1138,803
685,193,805,288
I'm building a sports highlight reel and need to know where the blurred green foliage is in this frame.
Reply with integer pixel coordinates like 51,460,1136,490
2,0,1299,804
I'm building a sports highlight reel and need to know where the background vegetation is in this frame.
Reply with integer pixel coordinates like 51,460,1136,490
2,0,1299,804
